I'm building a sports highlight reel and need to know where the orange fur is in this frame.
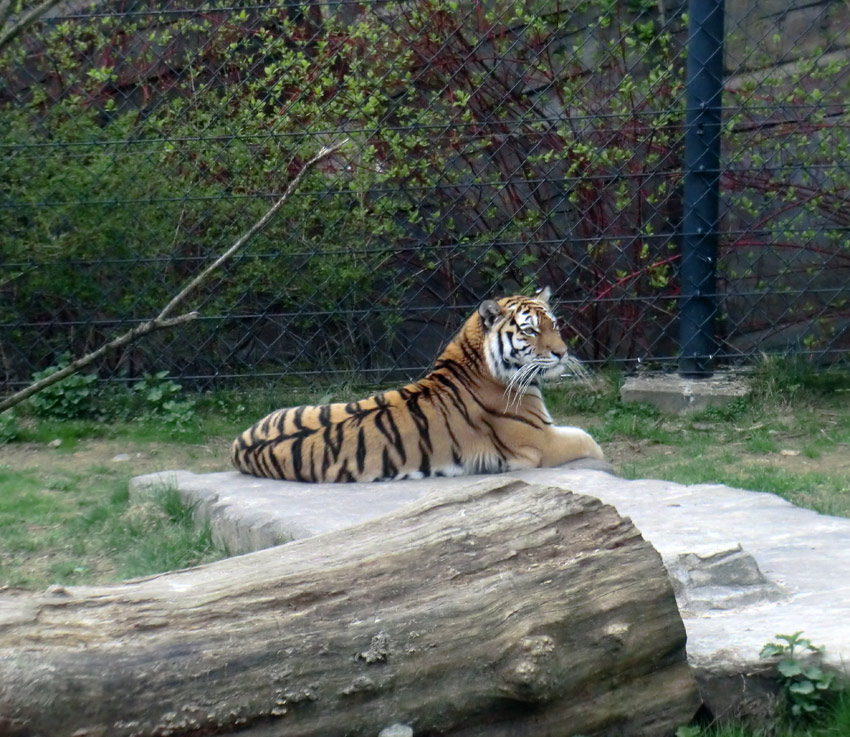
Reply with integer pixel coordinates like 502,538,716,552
231,291,603,482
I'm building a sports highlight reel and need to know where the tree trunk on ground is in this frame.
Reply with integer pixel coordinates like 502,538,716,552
0,478,700,737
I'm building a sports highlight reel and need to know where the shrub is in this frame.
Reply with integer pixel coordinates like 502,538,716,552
27,354,98,420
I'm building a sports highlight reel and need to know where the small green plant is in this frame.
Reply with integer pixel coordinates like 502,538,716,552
132,371,196,431
0,410,19,443
675,726,701,737
675,724,702,737
760,632,837,719
27,354,98,420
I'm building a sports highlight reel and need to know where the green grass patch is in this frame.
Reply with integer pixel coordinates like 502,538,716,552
546,359,850,520
1,358,848,590
679,687,850,737
0,464,226,589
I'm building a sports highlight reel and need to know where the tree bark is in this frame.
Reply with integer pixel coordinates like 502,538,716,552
0,479,699,737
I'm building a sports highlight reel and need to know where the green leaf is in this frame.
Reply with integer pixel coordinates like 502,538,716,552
675,727,701,737
802,666,824,681
789,680,815,695
778,659,803,678
815,673,835,690
759,643,783,658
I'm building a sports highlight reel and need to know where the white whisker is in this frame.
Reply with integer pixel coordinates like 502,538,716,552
503,361,544,411
559,354,592,384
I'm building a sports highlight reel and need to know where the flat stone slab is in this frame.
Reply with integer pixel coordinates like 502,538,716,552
621,373,750,413
131,462,850,712
129,459,613,554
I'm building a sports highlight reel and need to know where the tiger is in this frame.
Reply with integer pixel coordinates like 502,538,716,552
231,287,604,482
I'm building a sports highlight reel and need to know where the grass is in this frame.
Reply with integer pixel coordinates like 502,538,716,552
0,461,225,588
679,687,850,737
547,357,850,518
1,356,848,592
1,357,849,587
0,358,848,737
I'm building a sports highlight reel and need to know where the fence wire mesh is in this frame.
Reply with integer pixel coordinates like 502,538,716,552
1,0,849,391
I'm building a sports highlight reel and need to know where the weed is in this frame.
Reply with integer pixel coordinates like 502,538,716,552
0,410,19,443
27,353,98,420
132,371,197,432
676,688,850,736
760,632,838,720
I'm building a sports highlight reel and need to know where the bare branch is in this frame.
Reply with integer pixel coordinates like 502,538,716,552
0,141,348,414
0,313,198,413
157,139,347,321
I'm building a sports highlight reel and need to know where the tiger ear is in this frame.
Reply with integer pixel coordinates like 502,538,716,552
478,299,502,329
536,286,552,303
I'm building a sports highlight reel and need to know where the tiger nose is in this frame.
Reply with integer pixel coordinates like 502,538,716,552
549,336,567,359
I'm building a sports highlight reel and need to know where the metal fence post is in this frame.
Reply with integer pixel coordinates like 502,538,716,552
679,0,725,378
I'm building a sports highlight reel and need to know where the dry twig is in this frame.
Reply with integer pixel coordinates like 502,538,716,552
0,141,347,413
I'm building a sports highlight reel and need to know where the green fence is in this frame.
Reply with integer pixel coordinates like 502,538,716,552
2,0,849,390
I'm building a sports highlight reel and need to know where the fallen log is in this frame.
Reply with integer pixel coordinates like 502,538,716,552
0,478,700,737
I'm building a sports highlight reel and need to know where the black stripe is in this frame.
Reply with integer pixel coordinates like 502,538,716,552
466,391,544,429
431,398,463,465
381,446,398,479
356,427,367,475
334,422,344,460
418,444,431,477
321,444,331,478
527,407,552,425
482,419,511,459
264,446,287,480
290,438,306,482
457,337,483,368
431,373,474,426
378,409,406,464
309,443,317,482
335,458,354,483
276,409,288,433
323,421,344,461
318,404,331,427
495,327,508,368
346,400,376,423
406,392,432,452
435,357,476,387
255,449,275,479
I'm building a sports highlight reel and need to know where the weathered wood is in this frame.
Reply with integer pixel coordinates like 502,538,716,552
0,479,700,737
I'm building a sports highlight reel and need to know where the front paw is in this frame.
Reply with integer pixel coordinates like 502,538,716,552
585,435,605,461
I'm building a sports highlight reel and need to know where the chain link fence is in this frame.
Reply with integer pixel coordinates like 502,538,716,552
2,0,849,392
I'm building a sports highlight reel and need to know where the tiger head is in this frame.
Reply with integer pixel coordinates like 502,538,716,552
475,287,585,393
